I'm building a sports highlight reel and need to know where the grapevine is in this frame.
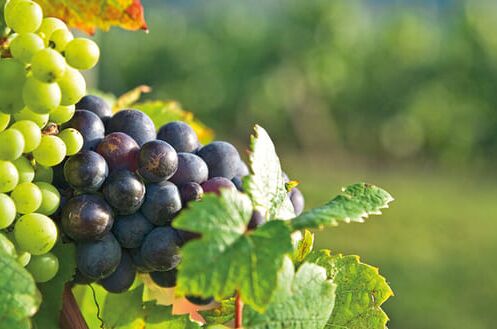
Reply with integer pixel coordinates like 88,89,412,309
0,1,396,329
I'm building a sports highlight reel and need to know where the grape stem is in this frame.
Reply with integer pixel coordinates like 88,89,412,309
60,283,89,329
235,291,243,328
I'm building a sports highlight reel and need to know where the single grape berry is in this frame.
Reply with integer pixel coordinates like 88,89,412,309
289,187,305,216
197,141,241,179
141,227,182,272
99,250,136,293
138,140,178,183
150,269,177,288
231,176,244,192
64,38,100,70
0,160,19,192
14,213,57,255
61,194,114,242
201,177,237,195
96,132,140,172
179,182,204,204
157,121,199,153
106,109,156,146
102,170,146,215
247,210,265,230
64,151,108,192
112,212,154,249
76,233,121,280
141,181,182,226
76,95,112,123
26,253,59,283
62,110,105,150
129,248,154,273
169,153,209,186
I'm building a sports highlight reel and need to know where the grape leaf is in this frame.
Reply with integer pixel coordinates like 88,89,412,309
142,302,201,329
243,257,336,329
291,183,394,230
33,242,76,329
244,125,294,220
34,0,147,35
0,251,41,325
113,85,152,112
305,250,393,329
102,285,145,328
133,100,215,144
292,229,314,264
172,189,293,312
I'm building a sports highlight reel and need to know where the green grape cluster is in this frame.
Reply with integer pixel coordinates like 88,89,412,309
0,0,98,283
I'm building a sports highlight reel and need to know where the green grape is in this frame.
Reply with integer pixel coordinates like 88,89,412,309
0,128,25,160
31,48,67,83
4,0,43,33
49,28,73,52
57,128,83,155
0,232,16,257
64,38,100,70
0,160,19,192
32,135,66,167
49,104,75,124
22,77,61,114
37,17,67,45
11,182,42,214
0,193,16,229
35,182,60,216
0,113,10,132
13,107,49,128
13,156,35,183
26,252,59,282
17,250,31,266
9,33,45,63
10,120,41,153
14,213,57,255
0,59,26,114
58,67,86,105
34,165,53,183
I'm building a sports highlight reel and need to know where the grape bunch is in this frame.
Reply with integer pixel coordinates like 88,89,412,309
59,96,304,301
0,0,98,282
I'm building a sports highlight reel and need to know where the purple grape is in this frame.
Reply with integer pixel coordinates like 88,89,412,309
64,150,108,192
129,248,154,273
179,182,203,204
157,121,199,153
106,109,156,146
201,177,236,195
141,227,182,271
76,95,112,123
96,132,139,172
150,269,177,288
197,141,241,179
186,295,213,306
138,140,178,183
61,194,114,242
102,170,146,215
112,212,154,249
290,188,304,216
141,181,182,226
99,250,136,293
247,210,265,230
76,233,122,280
169,153,208,186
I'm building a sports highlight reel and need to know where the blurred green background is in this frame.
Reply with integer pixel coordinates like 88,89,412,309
93,1,497,328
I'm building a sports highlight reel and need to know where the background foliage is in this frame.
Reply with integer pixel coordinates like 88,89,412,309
91,1,497,328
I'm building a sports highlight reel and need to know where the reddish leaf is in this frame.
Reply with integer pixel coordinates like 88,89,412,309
34,0,148,35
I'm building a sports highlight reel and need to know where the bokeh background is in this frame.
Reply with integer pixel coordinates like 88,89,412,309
92,1,497,328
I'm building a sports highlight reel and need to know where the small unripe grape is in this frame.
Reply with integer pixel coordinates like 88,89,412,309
0,193,16,229
33,135,66,167
58,128,83,155
35,182,60,216
9,33,45,63
0,113,10,132
10,120,41,153
13,156,35,183
0,161,19,192
14,213,57,255
37,17,67,45
11,182,42,214
0,128,25,161
58,67,86,106
49,105,75,124
26,253,59,282
22,77,61,114
65,38,100,70
31,48,66,83
49,29,73,52
4,0,43,33
13,107,49,128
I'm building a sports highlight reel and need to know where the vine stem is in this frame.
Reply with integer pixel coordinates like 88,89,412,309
60,283,89,329
234,291,243,328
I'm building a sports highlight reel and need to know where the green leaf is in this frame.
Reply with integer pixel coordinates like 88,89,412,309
291,183,394,230
0,251,41,325
33,242,76,329
305,250,393,329
173,189,294,312
142,302,201,329
292,229,314,264
133,100,215,144
243,257,336,329
244,125,294,220
200,298,235,325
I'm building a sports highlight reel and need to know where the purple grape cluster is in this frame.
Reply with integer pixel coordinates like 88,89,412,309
57,95,304,298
